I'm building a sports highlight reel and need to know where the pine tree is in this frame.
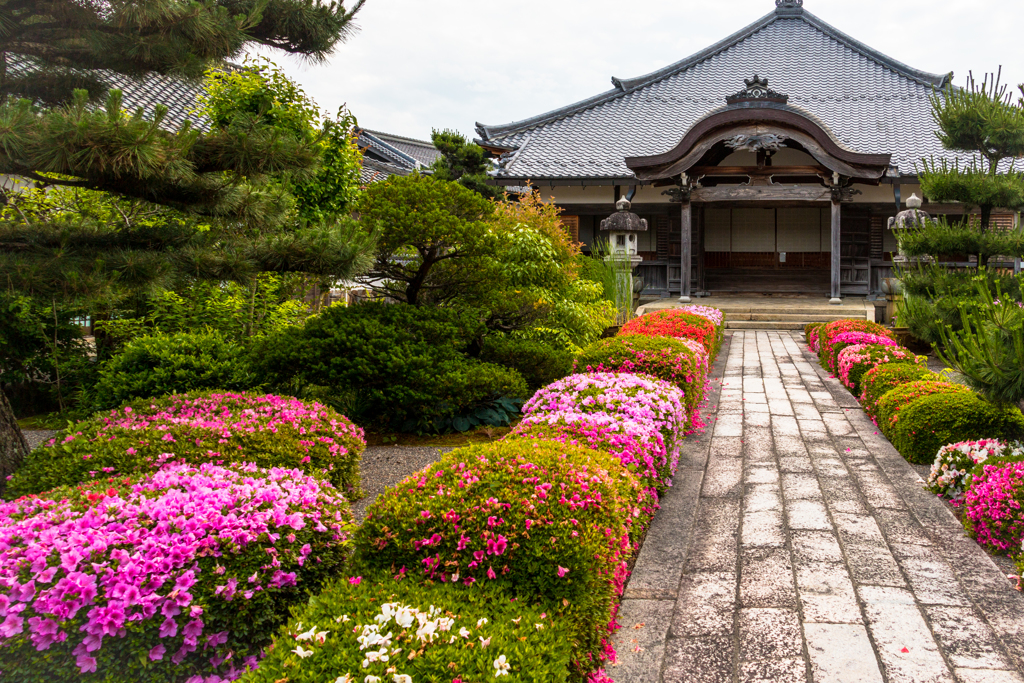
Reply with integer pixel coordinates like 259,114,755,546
919,70,1024,230
430,129,502,199
0,0,367,486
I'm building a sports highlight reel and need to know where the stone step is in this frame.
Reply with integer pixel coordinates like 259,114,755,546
724,320,810,330
714,306,864,316
737,313,864,322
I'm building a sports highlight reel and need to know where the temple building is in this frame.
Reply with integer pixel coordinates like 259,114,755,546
475,0,1015,302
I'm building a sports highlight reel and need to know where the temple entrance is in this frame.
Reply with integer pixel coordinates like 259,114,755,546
700,206,831,294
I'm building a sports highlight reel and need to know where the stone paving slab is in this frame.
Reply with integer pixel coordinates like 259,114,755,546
611,330,1024,683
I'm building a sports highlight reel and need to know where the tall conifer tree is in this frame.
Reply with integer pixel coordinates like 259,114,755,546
0,0,368,482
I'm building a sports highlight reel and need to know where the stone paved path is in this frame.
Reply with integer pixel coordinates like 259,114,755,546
612,330,1024,683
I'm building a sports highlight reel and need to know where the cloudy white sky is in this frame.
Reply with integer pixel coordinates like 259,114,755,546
267,0,1024,143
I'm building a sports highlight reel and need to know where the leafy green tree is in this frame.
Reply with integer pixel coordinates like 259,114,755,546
0,0,368,485
357,174,496,305
920,71,1024,230
483,192,616,351
430,129,502,199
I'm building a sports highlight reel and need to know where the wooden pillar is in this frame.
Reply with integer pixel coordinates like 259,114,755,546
679,200,692,303
830,197,842,304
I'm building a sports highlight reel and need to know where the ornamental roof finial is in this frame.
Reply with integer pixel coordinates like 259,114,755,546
775,0,804,15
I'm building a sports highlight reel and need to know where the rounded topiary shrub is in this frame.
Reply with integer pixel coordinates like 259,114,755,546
252,301,529,431
815,320,893,371
859,364,941,423
889,392,1024,465
480,335,573,390
927,440,1024,502
242,576,575,683
618,310,722,359
574,335,707,432
964,460,1024,554
875,380,970,437
353,440,642,679
508,410,675,496
522,372,686,451
837,343,923,395
0,463,354,683
89,330,255,410
6,392,365,499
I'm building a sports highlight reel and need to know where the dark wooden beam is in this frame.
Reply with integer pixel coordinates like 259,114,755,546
690,165,829,177
691,185,835,202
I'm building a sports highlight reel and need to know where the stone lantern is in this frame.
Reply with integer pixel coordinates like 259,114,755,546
600,197,648,267
887,193,934,265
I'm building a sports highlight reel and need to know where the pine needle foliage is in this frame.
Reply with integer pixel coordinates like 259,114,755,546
920,70,1024,229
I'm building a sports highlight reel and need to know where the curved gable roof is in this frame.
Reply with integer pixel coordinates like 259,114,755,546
476,6,954,181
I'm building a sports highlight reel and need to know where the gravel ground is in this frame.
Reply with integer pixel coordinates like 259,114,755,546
22,429,58,451
20,433,452,521
351,446,453,519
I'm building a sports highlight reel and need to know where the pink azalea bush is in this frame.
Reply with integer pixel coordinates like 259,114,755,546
573,336,708,433
353,440,641,681
814,320,894,373
823,331,898,374
677,305,725,328
836,343,922,394
964,460,1024,554
0,462,354,682
7,392,365,499
522,373,686,452
509,410,676,495
927,440,1024,503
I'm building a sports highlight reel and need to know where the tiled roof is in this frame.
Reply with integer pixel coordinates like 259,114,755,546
9,56,211,131
359,157,412,184
476,6,960,180
363,129,443,167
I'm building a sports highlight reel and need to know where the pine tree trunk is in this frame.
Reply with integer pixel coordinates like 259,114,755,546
0,386,29,488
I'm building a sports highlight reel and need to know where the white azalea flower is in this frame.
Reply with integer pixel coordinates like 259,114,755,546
314,630,329,644
393,675,413,683
479,636,491,648
395,607,416,629
335,676,354,683
376,604,397,625
291,645,314,659
458,627,471,639
493,654,511,677
296,626,317,641
416,620,438,642
365,677,381,683
477,618,488,628
436,617,454,632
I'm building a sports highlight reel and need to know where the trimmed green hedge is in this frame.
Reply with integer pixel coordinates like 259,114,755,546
253,302,529,431
876,380,971,438
89,330,256,410
481,335,573,391
353,440,645,680
889,392,1024,465
859,364,941,423
241,576,574,683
